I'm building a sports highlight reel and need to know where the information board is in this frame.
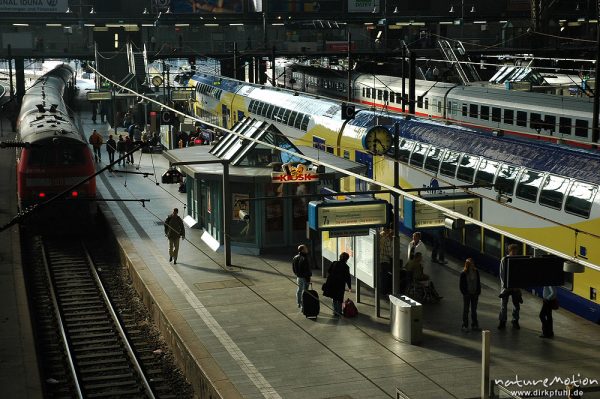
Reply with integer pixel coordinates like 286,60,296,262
404,196,481,229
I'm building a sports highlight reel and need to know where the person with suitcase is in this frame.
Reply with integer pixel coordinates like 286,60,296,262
324,252,352,317
292,245,312,310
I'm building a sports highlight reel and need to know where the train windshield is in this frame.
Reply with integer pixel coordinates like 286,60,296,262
27,144,87,166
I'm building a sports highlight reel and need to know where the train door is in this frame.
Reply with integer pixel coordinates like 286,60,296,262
221,104,230,128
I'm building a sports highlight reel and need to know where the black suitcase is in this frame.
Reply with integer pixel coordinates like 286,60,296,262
302,284,320,319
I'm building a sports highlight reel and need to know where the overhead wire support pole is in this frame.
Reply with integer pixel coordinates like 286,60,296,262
347,31,352,102
392,122,401,296
593,0,600,146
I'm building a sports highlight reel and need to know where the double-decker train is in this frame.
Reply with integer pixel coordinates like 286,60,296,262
16,64,96,214
274,64,595,149
184,72,600,322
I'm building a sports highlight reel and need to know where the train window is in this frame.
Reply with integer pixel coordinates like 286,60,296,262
504,109,514,125
300,115,310,131
456,155,480,183
409,143,429,168
366,88,371,98
417,96,423,109
575,119,589,138
565,182,597,218
266,104,275,119
516,111,527,127
539,175,569,210
249,100,256,113
440,151,460,178
28,145,86,166
475,159,499,189
465,225,482,252
462,104,468,117
543,115,556,132
294,113,303,129
424,147,443,173
494,164,519,195
362,88,365,97
480,106,489,121
469,104,478,118
483,230,502,258
437,101,442,113
258,102,267,116
377,90,383,100
282,109,292,125
383,91,388,102
515,170,543,202
289,111,299,127
530,113,543,131
492,107,501,122
559,117,571,135
398,139,415,163
424,98,429,110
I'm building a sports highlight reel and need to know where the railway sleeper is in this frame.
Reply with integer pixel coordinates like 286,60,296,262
65,315,113,323
69,332,116,340
77,358,131,367
85,379,142,390
68,326,115,335
86,388,143,398
79,365,132,375
81,372,134,382
71,337,118,347
76,350,127,360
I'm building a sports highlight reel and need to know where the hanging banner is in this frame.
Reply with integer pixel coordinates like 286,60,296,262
347,0,376,12
0,0,69,12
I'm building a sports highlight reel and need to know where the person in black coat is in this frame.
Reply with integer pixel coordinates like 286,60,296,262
325,252,352,317
460,258,481,332
292,245,312,309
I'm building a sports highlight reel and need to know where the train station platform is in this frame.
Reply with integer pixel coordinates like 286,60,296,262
82,114,600,398
0,120,42,398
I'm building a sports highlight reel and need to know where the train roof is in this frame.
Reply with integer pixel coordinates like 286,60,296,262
399,118,600,185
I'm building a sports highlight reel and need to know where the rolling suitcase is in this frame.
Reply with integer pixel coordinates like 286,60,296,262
302,283,320,319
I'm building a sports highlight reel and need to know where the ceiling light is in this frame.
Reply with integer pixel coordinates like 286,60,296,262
13,23,29,26
46,23,62,27
204,23,219,27
175,23,189,27
230,23,244,26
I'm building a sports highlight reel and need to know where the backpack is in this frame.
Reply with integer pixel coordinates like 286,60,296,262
343,298,358,318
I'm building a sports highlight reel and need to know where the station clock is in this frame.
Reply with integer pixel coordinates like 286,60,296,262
362,125,393,155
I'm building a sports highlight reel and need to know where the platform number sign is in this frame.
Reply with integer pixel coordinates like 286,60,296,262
341,103,356,120
161,111,176,125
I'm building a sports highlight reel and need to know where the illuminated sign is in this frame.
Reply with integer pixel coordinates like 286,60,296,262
271,163,319,183
328,229,370,238
171,89,194,101
86,91,112,101
407,196,481,229
308,199,390,231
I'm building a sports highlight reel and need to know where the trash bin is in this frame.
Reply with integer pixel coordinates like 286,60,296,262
389,295,423,344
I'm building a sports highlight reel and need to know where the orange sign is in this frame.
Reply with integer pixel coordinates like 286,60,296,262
271,164,319,183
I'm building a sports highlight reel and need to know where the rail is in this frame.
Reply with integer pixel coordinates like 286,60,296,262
41,239,156,398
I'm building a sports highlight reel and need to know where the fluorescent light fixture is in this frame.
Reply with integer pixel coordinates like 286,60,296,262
142,23,153,27
175,23,189,27
84,23,96,27
411,22,425,26
499,20,508,23
474,20,487,24
364,22,374,25
559,19,567,23
106,24,122,27
439,21,453,25
13,23,29,26
578,18,586,22
229,23,243,26
271,23,284,26
204,23,219,27
590,19,598,23
46,23,62,27
93,26,108,31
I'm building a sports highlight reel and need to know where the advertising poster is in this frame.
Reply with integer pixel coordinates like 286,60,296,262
232,193,249,220
268,0,341,13
347,0,376,12
0,0,68,12
171,0,244,13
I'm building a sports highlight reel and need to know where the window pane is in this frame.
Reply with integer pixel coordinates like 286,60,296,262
484,230,502,258
424,146,443,173
378,90,383,100
481,106,489,121
469,104,478,118
300,115,310,130
437,101,442,113
504,109,514,125
543,115,556,132
383,90,388,101
462,104,468,117
539,175,569,210
475,159,499,188
565,182,597,218
417,96,423,108
515,170,543,202
398,139,415,163
424,98,429,110
294,113,303,129
362,87,365,97
492,107,501,122
289,111,298,127
516,111,527,127
575,119,589,138
409,143,429,168
282,109,292,125
495,164,519,195
531,113,543,130
456,155,480,183
465,225,482,251
366,88,371,98
559,117,571,135
440,151,460,178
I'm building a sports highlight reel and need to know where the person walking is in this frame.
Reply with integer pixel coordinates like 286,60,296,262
292,245,312,310
116,135,126,165
125,136,134,164
324,252,352,317
460,258,481,332
89,129,103,163
164,208,185,264
91,102,97,124
106,134,116,165
498,244,523,330
539,286,557,338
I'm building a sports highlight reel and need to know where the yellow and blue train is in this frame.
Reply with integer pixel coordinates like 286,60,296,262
185,72,600,322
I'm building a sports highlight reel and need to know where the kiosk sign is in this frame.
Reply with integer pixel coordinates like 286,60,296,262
271,163,319,183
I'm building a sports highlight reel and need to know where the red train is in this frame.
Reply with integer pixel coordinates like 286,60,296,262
16,64,96,213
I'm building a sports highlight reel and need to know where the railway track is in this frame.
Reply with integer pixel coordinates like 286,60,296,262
28,236,190,398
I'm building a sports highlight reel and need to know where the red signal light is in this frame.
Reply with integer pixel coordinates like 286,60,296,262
71,191,79,198
38,192,46,198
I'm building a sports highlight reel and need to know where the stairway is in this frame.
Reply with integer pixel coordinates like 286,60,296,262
437,40,481,84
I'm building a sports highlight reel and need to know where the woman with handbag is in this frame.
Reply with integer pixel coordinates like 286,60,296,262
539,286,558,338
323,252,352,317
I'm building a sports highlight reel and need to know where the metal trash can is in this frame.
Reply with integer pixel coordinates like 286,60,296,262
389,295,423,344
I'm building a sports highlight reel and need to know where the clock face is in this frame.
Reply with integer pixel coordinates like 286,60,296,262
152,75,163,87
363,126,392,155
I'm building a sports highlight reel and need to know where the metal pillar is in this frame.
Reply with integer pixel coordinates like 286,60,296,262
347,31,352,102
481,330,491,399
409,51,416,115
401,45,406,113
15,57,25,104
233,42,238,80
374,231,381,317
392,122,401,295
593,3,600,145
7,45,14,99
271,46,276,87
222,162,232,266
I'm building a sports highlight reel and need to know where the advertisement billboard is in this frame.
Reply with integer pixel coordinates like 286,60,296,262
347,0,376,12
0,0,68,13
171,0,244,13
